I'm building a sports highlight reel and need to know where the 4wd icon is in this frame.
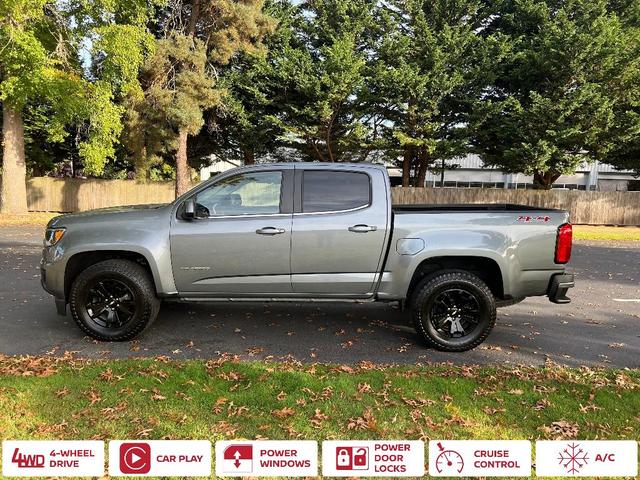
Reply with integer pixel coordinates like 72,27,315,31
223,445,253,473
11,449,45,468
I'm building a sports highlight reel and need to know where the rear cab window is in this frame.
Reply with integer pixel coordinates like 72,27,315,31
302,170,371,213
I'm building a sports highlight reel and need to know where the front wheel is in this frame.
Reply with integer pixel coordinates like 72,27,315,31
411,271,496,352
69,259,160,341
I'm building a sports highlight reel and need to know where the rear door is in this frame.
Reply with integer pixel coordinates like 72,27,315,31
290,166,389,295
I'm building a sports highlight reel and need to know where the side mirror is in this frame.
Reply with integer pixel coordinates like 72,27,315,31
183,197,196,220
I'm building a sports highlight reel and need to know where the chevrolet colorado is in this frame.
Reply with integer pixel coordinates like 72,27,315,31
41,163,574,351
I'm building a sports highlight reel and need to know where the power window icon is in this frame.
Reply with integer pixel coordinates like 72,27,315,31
336,446,369,470
120,443,151,474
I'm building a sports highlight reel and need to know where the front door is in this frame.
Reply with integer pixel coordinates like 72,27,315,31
170,168,293,295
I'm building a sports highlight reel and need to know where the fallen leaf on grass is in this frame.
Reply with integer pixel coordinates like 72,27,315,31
358,383,372,393
539,420,579,439
347,408,378,432
483,406,506,415
310,409,329,428
56,388,69,397
534,399,552,410
87,390,102,405
272,407,295,419
579,403,602,413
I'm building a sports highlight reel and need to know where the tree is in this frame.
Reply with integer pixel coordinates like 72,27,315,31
128,0,275,196
0,0,156,213
603,0,640,175
473,0,637,189
371,0,505,187
267,0,375,162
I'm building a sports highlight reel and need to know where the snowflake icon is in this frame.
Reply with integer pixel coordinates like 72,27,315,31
557,442,589,474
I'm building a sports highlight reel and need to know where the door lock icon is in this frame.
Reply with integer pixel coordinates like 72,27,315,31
336,446,369,470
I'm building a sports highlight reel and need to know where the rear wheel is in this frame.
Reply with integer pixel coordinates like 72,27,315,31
69,259,160,341
411,271,496,351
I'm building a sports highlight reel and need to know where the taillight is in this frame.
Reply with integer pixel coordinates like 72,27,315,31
555,223,572,264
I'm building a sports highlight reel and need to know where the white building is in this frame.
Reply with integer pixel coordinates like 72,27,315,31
387,155,638,191
200,158,240,180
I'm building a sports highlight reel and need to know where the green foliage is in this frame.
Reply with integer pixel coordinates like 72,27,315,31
372,0,507,184
266,0,376,162
123,0,275,180
0,0,160,176
3,0,639,185
472,0,640,188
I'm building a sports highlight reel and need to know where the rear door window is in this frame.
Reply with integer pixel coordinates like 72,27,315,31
302,171,370,213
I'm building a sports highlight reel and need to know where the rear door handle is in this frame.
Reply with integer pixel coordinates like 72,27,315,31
256,227,286,235
348,224,377,233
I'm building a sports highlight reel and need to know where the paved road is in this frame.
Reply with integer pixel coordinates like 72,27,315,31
0,226,638,367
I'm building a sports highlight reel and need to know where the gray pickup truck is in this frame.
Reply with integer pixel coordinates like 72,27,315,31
41,163,574,351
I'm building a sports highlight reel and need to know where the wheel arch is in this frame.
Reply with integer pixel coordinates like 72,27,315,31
64,250,158,302
406,255,505,301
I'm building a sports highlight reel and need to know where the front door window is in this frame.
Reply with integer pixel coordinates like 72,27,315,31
195,171,282,217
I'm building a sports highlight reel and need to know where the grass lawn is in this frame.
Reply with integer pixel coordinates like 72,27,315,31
1,355,638,478
573,225,640,241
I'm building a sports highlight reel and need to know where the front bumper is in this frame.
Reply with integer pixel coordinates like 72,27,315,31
40,243,69,315
548,273,574,304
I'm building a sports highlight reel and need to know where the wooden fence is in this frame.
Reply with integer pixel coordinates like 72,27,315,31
391,187,640,225
26,177,182,213
19,177,640,225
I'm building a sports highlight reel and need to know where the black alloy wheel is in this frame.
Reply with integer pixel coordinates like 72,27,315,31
84,278,138,329
427,288,481,339
69,259,160,341
411,271,496,351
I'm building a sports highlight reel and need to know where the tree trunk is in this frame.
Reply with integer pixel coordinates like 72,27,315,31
402,145,412,187
533,171,561,190
187,0,201,35
175,129,190,197
416,145,429,188
242,147,255,165
134,145,151,181
1,104,28,214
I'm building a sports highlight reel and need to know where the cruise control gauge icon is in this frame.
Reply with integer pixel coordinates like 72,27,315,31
434,442,464,474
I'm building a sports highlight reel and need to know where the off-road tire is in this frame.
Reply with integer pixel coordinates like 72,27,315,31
69,259,160,341
411,270,496,352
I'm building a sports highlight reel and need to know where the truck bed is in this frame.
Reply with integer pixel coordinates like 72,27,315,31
393,203,562,213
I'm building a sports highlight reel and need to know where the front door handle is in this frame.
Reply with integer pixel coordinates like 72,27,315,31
348,224,377,233
256,227,286,235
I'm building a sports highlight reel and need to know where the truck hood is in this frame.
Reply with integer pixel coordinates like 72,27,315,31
48,203,170,228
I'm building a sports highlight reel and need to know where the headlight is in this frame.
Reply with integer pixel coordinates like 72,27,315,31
44,228,66,247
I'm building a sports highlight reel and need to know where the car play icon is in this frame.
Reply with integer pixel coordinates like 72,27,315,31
119,443,151,474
